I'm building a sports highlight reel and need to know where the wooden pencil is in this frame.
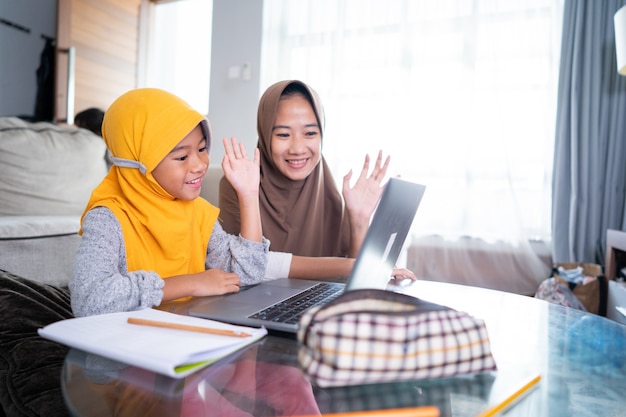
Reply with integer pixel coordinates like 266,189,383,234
127,317,252,337
476,374,541,417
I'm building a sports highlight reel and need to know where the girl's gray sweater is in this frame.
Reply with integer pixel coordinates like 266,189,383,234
70,207,269,317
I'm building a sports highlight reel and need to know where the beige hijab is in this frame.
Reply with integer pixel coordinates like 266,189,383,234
219,80,350,257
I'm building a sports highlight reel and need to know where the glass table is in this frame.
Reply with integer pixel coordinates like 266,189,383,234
61,280,626,417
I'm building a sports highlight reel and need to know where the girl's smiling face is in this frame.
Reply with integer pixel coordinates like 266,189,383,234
151,124,209,200
270,93,322,181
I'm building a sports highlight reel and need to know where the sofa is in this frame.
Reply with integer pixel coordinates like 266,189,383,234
0,117,109,287
0,116,226,417
0,116,108,417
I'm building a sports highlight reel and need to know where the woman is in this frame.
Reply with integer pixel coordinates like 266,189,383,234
220,80,414,281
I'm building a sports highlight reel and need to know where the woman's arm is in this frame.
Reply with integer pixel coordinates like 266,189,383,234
342,150,390,257
288,256,354,280
286,256,416,282
264,252,353,280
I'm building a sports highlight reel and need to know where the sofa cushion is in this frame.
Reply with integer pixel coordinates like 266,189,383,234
199,166,223,207
0,269,73,417
0,216,81,287
0,117,108,216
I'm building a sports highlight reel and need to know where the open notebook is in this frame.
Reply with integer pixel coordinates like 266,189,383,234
38,307,267,378
187,177,426,333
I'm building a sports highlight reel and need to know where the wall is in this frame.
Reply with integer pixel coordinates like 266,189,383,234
208,0,263,164
0,0,57,118
55,0,141,121
0,0,264,144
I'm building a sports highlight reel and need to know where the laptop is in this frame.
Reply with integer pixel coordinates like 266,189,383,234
187,177,426,333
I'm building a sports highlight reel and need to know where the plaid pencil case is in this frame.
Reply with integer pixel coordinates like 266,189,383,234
297,289,497,388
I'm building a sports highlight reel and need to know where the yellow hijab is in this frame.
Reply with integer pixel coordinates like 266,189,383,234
80,88,219,278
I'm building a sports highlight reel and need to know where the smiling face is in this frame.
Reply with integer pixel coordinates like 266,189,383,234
151,124,209,200
270,93,322,181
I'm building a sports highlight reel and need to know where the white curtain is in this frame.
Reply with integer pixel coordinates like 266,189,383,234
261,0,564,294
145,0,213,115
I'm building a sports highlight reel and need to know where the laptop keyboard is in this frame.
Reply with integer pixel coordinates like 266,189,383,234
248,282,344,325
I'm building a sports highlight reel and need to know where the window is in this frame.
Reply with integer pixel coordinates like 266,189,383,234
145,0,212,115
261,0,564,244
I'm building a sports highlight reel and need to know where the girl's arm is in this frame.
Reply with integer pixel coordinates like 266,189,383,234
221,137,262,243
70,208,163,316
206,221,269,286
161,269,242,301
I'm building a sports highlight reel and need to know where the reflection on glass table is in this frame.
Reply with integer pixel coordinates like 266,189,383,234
61,280,626,417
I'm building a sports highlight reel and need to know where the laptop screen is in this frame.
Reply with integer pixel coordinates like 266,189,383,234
345,178,426,291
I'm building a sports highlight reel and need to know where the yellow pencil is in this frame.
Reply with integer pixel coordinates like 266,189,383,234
288,406,440,417
476,374,542,417
127,317,252,337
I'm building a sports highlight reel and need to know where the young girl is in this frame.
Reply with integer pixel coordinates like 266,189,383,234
70,88,269,317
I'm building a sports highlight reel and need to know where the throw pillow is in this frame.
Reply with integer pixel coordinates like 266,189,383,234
0,117,108,216
0,269,73,417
